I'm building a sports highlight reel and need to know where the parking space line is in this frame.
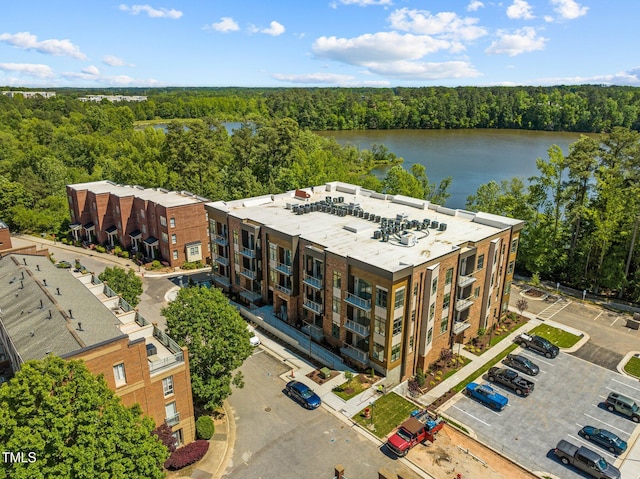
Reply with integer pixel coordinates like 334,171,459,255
519,354,555,367
593,311,603,321
567,434,617,460
610,317,619,326
451,405,492,426
583,413,630,434
611,378,640,393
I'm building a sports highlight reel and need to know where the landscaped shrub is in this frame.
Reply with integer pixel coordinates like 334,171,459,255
152,422,177,453
196,416,215,440
114,246,122,256
95,245,106,253
164,440,209,470
151,260,162,270
416,369,426,387
119,251,130,259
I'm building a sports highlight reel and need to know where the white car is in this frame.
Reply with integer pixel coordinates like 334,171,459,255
249,333,261,347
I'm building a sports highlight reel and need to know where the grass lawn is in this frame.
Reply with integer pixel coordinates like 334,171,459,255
352,392,418,438
624,356,640,378
333,375,371,401
452,344,519,393
528,324,581,348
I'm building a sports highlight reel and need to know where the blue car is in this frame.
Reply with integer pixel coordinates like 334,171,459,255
285,380,321,409
464,382,508,411
579,426,628,455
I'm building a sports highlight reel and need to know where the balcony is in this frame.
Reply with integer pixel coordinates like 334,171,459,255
214,255,229,267
455,296,474,312
303,299,323,315
345,292,371,311
303,273,323,290
149,351,184,374
212,273,231,287
274,284,292,296
273,262,292,276
302,322,324,341
212,234,228,246
453,320,472,335
340,344,369,365
240,247,256,258
345,320,370,337
458,274,477,288
240,288,262,303
165,413,180,427
240,268,257,280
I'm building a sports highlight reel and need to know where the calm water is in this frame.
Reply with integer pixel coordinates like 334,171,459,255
318,129,589,209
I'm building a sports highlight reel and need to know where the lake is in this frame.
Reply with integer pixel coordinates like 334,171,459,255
317,129,589,209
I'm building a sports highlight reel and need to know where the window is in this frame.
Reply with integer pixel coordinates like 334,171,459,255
504,281,511,295
160,216,167,227
332,297,340,313
115,205,120,215
331,322,340,338
173,250,178,260
427,327,433,345
372,342,385,361
141,224,147,234
165,401,179,425
474,286,480,298
188,244,200,257
113,363,126,386
233,231,238,245
392,316,402,336
429,303,435,320
445,268,453,285
162,376,174,397
269,243,277,261
408,336,414,352
501,244,506,256
431,277,438,294
375,288,388,308
171,234,177,244
394,288,405,309
477,254,485,270
170,218,175,228
511,238,518,253
374,316,386,336
161,232,168,243
443,292,451,310
140,209,145,219
413,283,418,296
507,261,514,275
440,315,449,333
333,271,341,289
391,344,401,362
171,429,183,447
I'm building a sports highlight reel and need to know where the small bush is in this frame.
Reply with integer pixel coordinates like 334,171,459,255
164,440,209,470
151,260,162,270
435,376,442,382
95,245,106,253
344,371,353,381
152,422,177,453
429,380,436,387
478,327,486,336
114,246,122,256
416,369,426,387
120,251,130,259
196,416,215,440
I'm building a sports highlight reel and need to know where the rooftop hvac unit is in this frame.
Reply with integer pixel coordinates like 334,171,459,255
430,221,439,228
146,343,158,357
297,208,304,215
374,230,382,239
310,204,317,212
338,196,344,203
292,205,299,213
358,210,364,218
326,196,332,203
363,212,370,220
412,219,419,228
375,215,381,223
439,223,447,231
396,213,408,221
304,205,311,213
423,218,431,226
370,214,376,221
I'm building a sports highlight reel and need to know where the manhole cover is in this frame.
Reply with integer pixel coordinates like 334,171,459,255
264,407,271,412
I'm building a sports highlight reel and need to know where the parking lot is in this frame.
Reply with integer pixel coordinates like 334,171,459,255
442,348,640,478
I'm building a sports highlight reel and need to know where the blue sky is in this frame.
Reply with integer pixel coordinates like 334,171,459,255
0,0,637,88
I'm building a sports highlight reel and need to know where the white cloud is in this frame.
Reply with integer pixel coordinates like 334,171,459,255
485,27,547,56
119,4,183,19
256,21,285,36
467,1,484,11
0,32,86,60
61,69,161,86
364,60,481,80
330,0,393,7
507,0,535,20
538,67,640,86
82,65,100,76
388,8,487,42
313,32,450,65
550,0,588,20
0,63,55,78
206,17,240,32
272,72,356,84
102,55,134,67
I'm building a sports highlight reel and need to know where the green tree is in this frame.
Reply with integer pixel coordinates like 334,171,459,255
98,266,143,307
162,286,253,410
0,356,168,479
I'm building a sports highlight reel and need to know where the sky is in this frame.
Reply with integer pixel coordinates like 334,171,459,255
0,0,638,89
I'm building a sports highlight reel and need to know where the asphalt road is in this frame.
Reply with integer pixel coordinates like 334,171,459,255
223,350,421,479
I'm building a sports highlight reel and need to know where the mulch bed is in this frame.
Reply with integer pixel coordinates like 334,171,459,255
306,368,341,385
466,313,529,354
523,288,545,298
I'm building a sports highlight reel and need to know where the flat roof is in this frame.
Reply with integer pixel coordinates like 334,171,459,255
0,255,125,362
67,180,208,208
207,182,523,273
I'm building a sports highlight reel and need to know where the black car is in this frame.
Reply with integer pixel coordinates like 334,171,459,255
579,426,628,455
502,353,539,376
285,380,321,409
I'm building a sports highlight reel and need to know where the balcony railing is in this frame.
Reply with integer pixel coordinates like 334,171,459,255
453,320,472,335
340,344,369,365
212,234,228,246
214,255,229,267
239,289,262,302
273,262,292,276
240,247,256,258
240,268,257,280
165,413,180,427
345,292,371,311
345,320,370,337
458,274,477,288
455,296,474,312
303,299,323,315
274,284,292,296
149,352,184,374
212,273,230,287
303,273,323,290
303,322,324,341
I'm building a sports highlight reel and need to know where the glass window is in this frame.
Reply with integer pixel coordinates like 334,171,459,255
171,234,177,244
413,283,418,296
429,303,435,320
140,209,145,219
507,261,514,275
440,315,449,333
445,268,453,285
443,292,451,310
170,218,176,228
392,316,402,336
172,250,178,260
160,216,167,227
113,363,126,386
188,245,200,257
427,327,433,345
374,316,386,336
332,297,340,313
372,342,385,361
511,238,518,253
332,322,340,338
161,232,168,243
375,288,387,308
477,254,485,270
162,376,174,396
394,288,405,309
391,344,401,362
431,277,438,294
165,401,177,422
408,336,414,352
141,224,147,234
333,271,341,289
171,429,183,447
474,286,480,298
233,231,238,245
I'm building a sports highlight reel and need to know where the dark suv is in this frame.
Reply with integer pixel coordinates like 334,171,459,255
605,392,640,422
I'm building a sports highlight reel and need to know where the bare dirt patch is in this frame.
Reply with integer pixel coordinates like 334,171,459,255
306,368,341,385
407,425,537,479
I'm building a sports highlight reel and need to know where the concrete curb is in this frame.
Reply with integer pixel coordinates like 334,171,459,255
617,351,640,378
190,400,235,479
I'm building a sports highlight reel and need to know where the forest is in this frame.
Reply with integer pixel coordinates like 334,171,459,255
0,86,639,301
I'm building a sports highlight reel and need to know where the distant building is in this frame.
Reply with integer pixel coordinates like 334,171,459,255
78,95,147,102
1,91,56,99
0,254,196,445
205,182,524,382
0,221,11,251
66,181,210,267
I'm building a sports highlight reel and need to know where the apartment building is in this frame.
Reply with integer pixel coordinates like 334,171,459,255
1,91,56,99
0,254,196,445
0,221,11,251
205,182,524,382
67,181,210,267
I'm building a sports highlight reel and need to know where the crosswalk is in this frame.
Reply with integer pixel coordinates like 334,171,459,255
537,297,571,320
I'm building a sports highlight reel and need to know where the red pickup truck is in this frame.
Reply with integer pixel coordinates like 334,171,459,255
386,410,445,457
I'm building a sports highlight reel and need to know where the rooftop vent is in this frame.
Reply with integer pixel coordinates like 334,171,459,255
439,223,448,231
430,221,439,229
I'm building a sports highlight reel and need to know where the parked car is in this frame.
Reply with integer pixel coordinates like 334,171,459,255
502,354,539,376
604,392,640,423
554,439,620,479
464,382,508,411
285,380,321,409
579,426,627,455
515,333,559,358
487,367,535,396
